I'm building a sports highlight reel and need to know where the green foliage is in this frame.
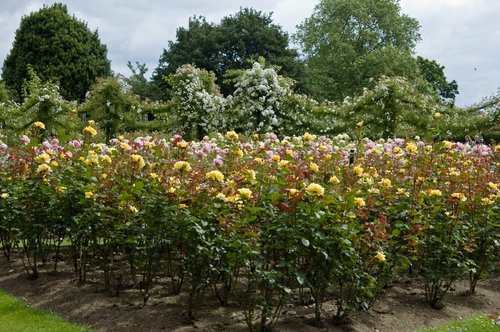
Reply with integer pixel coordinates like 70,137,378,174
417,56,459,103
1,3,111,101
296,0,421,101
338,76,441,139
154,8,304,98
121,62,161,101
0,68,80,144
80,77,142,141
0,82,9,102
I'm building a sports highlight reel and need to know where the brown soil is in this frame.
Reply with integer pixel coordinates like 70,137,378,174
0,254,499,332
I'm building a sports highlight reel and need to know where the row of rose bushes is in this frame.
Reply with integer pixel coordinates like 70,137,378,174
0,123,499,331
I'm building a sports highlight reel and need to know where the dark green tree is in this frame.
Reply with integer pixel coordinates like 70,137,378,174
153,8,305,98
416,56,459,103
295,0,421,101
122,61,161,100
2,3,111,101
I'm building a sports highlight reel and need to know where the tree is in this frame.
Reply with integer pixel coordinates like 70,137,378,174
153,8,304,98
295,0,421,101
2,3,111,101
121,61,161,100
416,56,459,104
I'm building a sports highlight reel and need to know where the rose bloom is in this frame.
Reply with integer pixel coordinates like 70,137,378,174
226,131,239,140
36,163,52,174
329,176,340,184
428,189,442,197
405,143,418,153
120,142,132,151
174,161,191,172
375,251,386,261
131,154,145,169
34,121,45,129
380,178,392,187
354,197,366,207
83,126,97,136
306,183,324,196
309,162,319,172
450,192,467,202
303,132,314,142
206,170,224,182
237,188,252,199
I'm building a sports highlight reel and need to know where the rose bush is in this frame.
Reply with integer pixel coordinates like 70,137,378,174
0,126,498,330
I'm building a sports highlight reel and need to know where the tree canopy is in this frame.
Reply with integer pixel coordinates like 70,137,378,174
416,56,459,103
295,0,421,101
153,8,304,98
1,3,111,101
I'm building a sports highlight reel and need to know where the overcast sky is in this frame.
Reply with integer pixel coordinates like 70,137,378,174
1,0,499,106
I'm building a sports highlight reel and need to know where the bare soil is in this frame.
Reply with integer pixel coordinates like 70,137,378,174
0,254,499,332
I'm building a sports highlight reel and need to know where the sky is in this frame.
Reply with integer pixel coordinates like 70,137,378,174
0,0,499,107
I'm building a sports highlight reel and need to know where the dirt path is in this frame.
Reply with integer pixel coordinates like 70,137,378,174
0,255,498,332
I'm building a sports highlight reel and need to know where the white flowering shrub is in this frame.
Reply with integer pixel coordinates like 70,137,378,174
229,62,294,134
167,64,226,139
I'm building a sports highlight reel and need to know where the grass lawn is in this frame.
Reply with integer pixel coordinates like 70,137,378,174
0,290,92,332
417,315,499,332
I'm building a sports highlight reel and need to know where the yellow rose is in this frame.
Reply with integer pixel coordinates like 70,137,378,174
354,197,366,207
428,189,442,197
226,131,239,140
34,121,45,129
354,166,364,176
380,178,392,188
329,176,340,184
303,132,314,142
375,251,386,261
83,126,97,136
206,170,224,182
306,183,324,196
450,192,467,202
120,142,132,151
309,162,319,172
131,154,146,169
36,163,52,174
237,188,252,199
405,143,418,154
174,161,191,172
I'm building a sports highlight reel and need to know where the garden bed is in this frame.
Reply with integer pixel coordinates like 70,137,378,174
0,253,498,332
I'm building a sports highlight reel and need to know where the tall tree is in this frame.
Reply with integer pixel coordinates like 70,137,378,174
295,0,421,101
416,56,459,104
153,8,304,98
2,3,111,101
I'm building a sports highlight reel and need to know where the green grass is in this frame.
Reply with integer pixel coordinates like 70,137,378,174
0,290,92,332
416,315,500,332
